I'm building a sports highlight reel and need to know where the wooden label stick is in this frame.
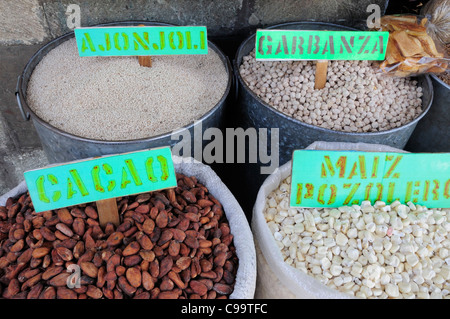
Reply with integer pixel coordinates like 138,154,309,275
138,24,152,67
96,198,120,227
314,60,328,90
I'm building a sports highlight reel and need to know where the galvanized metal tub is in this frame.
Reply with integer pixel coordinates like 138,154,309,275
234,21,433,166
405,74,449,152
16,21,232,164
231,21,433,217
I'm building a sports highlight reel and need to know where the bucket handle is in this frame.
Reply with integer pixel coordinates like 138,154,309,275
15,75,30,121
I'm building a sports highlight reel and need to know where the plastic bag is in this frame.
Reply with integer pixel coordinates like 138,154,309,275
252,141,408,299
421,0,450,46
0,156,256,299
374,15,448,77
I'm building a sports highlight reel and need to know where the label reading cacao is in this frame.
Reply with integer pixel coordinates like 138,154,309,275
290,150,450,208
24,147,177,212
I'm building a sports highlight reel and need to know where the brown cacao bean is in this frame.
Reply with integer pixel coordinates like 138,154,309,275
40,227,56,241
190,280,208,296
123,255,142,267
176,256,191,270
122,241,140,256
80,262,98,278
57,287,77,299
32,247,50,259
42,265,64,281
118,276,136,296
213,283,232,295
48,272,70,287
106,232,124,247
142,218,155,235
158,256,173,278
84,206,98,219
56,246,73,261
21,273,42,291
72,218,85,236
39,286,56,299
27,283,43,299
126,267,142,288
158,290,179,299
57,208,73,225
155,210,169,228
168,240,180,257
137,233,153,250
86,285,103,299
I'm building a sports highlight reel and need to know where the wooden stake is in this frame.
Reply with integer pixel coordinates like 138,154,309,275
314,60,328,90
96,198,120,227
138,24,152,67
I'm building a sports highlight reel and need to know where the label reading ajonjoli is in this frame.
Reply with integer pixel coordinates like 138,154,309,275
290,150,450,208
24,147,177,212
74,26,207,57
256,30,389,60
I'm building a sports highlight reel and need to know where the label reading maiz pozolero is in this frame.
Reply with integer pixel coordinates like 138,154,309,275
255,30,389,61
74,26,207,57
290,150,450,208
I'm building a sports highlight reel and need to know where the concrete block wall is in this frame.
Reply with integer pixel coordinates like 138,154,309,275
1,0,388,45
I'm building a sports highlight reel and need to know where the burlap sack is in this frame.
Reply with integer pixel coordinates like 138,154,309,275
252,141,407,298
0,156,256,299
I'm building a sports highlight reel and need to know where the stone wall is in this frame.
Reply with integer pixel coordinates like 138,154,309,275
0,0,388,45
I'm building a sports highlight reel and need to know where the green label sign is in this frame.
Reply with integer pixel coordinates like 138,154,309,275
74,26,207,57
24,147,177,212
290,150,450,208
255,30,389,60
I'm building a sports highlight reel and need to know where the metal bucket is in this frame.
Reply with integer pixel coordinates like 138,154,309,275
15,21,232,164
405,74,449,152
230,21,433,217
234,21,433,166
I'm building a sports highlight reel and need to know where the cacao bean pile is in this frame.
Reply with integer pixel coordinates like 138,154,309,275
0,173,238,299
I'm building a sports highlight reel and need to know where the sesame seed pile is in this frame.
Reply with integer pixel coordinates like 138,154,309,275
26,38,228,141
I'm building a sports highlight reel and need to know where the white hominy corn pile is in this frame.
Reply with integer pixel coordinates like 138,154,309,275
26,38,228,141
240,50,423,133
264,176,450,299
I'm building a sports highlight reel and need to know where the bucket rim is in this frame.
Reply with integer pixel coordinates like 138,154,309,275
17,20,232,145
431,73,450,90
234,21,434,137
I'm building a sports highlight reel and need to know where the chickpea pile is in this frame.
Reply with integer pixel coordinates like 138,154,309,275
240,50,424,133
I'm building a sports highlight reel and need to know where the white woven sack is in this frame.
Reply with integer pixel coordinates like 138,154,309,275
252,141,408,299
0,155,256,299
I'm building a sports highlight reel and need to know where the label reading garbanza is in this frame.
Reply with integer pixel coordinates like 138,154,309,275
24,147,177,212
255,30,389,61
74,26,207,57
290,150,450,208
